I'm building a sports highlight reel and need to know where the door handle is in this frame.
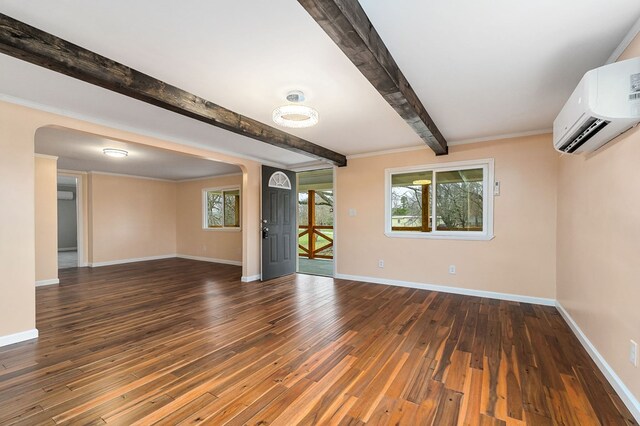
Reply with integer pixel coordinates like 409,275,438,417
262,226,269,239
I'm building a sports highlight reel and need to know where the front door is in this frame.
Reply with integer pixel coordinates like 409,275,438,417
261,165,297,281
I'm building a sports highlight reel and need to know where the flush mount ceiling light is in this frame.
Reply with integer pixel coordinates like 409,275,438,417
272,90,318,129
103,148,128,158
413,179,432,185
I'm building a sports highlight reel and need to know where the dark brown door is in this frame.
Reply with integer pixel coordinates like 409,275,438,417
261,166,297,281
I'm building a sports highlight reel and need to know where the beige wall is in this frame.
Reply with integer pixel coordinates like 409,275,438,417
556,39,640,401
337,134,559,299
619,32,640,62
89,173,177,264
0,99,261,340
35,155,58,282
35,170,245,270
0,109,36,336
177,174,243,263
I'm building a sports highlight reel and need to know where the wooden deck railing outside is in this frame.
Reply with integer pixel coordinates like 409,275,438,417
298,225,333,259
298,189,333,260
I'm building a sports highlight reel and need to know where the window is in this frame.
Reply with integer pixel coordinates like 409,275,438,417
385,159,494,240
203,187,241,230
268,171,292,189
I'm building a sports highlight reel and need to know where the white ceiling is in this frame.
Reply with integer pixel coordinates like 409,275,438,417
35,127,241,181
360,0,640,143
299,168,333,187
2,0,640,165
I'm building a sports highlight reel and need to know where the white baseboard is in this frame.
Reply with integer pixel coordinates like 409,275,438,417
90,254,243,268
36,278,60,287
0,329,38,347
556,302,640,422
177,254,242,266
334,273,555,306
89,254,176,267
241,274,261,283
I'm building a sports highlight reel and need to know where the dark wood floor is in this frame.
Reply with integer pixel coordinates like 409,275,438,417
0,259,635,425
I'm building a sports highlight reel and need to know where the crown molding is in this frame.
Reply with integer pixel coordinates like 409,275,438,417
34,153,58,160
607,15,640,64
448,129,552,146
176,172,243,183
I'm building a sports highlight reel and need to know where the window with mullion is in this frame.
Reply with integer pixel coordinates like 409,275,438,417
203,187,241,229
386,159,493,240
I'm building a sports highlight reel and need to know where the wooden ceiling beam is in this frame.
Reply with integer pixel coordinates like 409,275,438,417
0,14,347,166
298,0,448,155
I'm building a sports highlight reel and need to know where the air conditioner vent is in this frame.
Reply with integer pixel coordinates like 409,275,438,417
57,191,74,200
559,117,610,153
553,57,640,154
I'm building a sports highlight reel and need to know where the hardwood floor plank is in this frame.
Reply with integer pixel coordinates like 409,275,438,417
296,367,361,425
346,351,409,422
224,384,288,426
433,388,463,425
444,350,470,392
404,357,439,404
505,348,524,421
462,367,484,425
0,259,633,425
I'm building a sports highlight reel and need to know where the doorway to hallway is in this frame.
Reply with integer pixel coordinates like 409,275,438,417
57,175,79,269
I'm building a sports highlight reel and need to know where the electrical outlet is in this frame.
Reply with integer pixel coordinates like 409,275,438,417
349,208,357,217
449,265,456,274
378,260,384,268
630,340,638,367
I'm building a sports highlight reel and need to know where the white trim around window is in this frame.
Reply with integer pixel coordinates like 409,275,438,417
384,158,495,241
202,185,242,231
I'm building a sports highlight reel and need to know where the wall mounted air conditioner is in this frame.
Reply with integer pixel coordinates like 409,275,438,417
57,191,74,200
553,56,640,154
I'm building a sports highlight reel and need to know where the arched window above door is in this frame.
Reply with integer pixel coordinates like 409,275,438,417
268,171,291,190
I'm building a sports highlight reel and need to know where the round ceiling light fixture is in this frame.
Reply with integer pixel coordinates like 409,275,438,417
103,148,128,158
272,90,318,129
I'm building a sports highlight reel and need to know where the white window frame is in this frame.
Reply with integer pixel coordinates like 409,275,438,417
385,158,494,241
202,185,242,231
